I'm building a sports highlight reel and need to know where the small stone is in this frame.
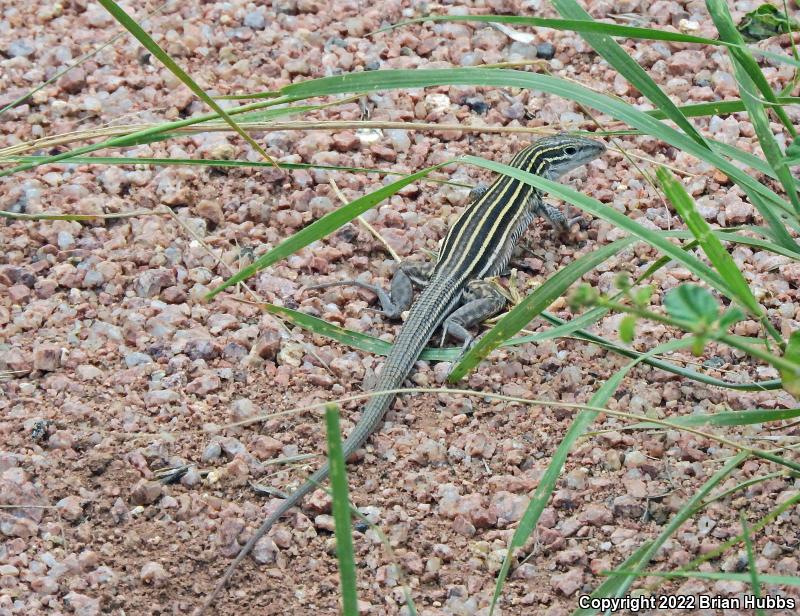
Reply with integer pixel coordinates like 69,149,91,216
464,433,496,459
762,541,782,559
452,515,476,537
144,389,180,405
244,11,266,29
490,491,528,524
552,568,583,596
57,231,75,250
231,398,259,422
223,457,250,486
581,504,612,526
250,435,283,459
139,561,168,585
285,58,309,75
124,352,152,368
58,67,86,94
7,39,35,57
64,591,100,616
184,338,220,361
161,286,186,304
464,96,489,114
135,268,175,298
48,430,74,449
332,132,360,151
33,344,61,372
201,441,222,462
8,284,31,303
612,495,644,519
186,373,222,395
56,495,84,522
314,514,335,532
536,42,555,60
194,199,224,225
508,41,537,60
76,365,103,381
130,480,163,505
252,536,278,564
667,50,704,74
624,450,647,468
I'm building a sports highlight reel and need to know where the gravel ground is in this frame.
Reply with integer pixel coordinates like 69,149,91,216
2,0,800,615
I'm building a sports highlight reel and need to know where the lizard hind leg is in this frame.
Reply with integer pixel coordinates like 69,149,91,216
439,279,508,357
306,260,433,320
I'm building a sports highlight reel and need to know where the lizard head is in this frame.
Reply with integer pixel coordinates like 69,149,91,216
516,134,606,181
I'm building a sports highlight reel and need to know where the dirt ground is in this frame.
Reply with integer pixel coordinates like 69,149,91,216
2,0,800,614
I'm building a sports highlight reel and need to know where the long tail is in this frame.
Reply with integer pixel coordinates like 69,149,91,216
199,277,460,614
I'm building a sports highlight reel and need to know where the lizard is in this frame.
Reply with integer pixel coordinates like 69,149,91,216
200,134,606,612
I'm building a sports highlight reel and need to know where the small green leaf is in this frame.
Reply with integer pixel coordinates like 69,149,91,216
780,331,800,396
664,285,720,325
787,136,800,159
619,315,636,344
569,284,599,310
614,273,632,291
718,307,746,330
737,3,800,42
632,285,655,308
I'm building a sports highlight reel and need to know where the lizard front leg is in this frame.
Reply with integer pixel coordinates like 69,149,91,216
307,260,434,319
533,200,585,241
439,279,508,353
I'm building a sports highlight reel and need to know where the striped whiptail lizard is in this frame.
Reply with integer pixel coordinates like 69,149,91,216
201,134,606,611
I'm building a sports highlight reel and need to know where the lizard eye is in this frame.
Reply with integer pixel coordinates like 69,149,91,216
564,146,577,156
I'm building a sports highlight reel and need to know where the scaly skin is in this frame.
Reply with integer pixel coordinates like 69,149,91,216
199,135,606,613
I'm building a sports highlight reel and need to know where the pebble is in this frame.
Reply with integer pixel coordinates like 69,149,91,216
139,561,168,585
33,344,61,371
7,39,35,57
56,495,84,522
252,536,278,564
244,11,267,29
536,42,555,60
201,441,222,462
552,568,583,596
130,480,162,505
64,592,100,616
57,231,75,250
124,352,153,368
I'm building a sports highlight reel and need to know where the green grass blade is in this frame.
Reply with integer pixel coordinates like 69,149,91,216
646,97,800,121
539,311,781,391
324,404,359,616
573,451,750,615
260,300,782,391
269,68,794,239
707,0,800,218
656,167,773,336
551,0,707,148
491,338,693,615
5,155,467,186
707,0,797,137
676,492,800,578
448,237,634,381
0,95,298,178
205,162,448,299
740,512,766,616
461,155,734,295
624,407,800,430
95,0,279,169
